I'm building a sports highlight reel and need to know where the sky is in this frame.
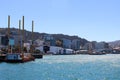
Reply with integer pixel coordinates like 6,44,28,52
0,0,120,42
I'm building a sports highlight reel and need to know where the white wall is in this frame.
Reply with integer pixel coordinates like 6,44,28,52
35,46,74,54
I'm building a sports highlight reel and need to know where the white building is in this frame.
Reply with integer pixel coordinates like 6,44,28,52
34,39,44,46
36,46,74,55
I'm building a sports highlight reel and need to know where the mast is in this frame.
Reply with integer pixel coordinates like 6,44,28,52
32,20,34,43
8,15,10,53
19,20,21,53
31,20,34,53
8,15,10,36
22,16,24,54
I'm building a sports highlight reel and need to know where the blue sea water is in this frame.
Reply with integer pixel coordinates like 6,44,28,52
0,54,120,80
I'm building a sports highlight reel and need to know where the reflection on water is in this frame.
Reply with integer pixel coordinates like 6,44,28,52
0,54,120,80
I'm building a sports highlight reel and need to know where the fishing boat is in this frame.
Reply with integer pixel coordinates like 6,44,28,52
5,53,35,63
5,53,22,63
4,16,35,63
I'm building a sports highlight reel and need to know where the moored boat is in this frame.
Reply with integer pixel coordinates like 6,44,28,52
5,53,23,63
5,53,35,63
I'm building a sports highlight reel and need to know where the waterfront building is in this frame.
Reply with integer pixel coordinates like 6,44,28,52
94,42,109,50
83,42,93,50
8,30,23,46
62,38,72,49
64,49,74,54
0,35,9,46
71,39,81,50
9,36,15,46
34,39,44,46
36,46,63,54
35,45,74,55
0,35,8,49
83,42,110,50
43,34,56,46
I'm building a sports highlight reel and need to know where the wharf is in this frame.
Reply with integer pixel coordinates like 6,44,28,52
0,54,6,62
32,54,43,58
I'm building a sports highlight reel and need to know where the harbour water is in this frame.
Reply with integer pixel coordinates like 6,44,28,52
0,54,120,80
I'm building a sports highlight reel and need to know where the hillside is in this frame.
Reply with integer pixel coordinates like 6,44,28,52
0,28,89,45
109,40,120,48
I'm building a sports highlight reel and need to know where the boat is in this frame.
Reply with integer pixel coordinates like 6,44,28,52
0,16,42,63
4,16,35,63
5,53,23,63
5,53,35,63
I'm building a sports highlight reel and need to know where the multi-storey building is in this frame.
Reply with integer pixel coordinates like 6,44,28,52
43,34,56,46
71,39,81,50
62,38,72,49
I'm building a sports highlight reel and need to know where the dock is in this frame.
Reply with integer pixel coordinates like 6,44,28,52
32,54,43,58
0,54,6,62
